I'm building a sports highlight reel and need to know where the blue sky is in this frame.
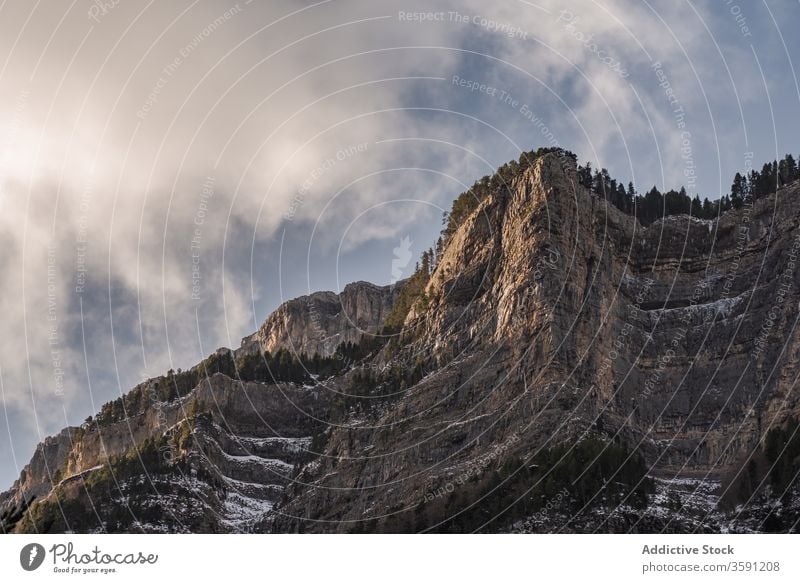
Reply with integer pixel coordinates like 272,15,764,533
0,0,799,489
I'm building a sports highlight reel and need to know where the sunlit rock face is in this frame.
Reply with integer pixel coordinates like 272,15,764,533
240,281,402,358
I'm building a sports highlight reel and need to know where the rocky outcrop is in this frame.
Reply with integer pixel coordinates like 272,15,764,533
0,427,78,520
239,281,403,357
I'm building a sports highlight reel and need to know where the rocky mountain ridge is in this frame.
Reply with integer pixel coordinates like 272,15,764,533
240,281,403,358
3,150,800,533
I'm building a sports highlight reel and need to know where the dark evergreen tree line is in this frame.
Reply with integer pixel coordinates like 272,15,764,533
382,252,435,334
578,153,800,225
724,417,800,532
329,360,428,422
366,436,653,533
440,148,800,235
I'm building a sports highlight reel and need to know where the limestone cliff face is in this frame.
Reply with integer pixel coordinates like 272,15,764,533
275,152,800,531
240,281,402,357
0,428,77,512
5,151,800,533
398,150,800,476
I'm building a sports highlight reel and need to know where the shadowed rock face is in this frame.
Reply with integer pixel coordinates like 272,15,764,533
1,374,330,533
4,152,800,533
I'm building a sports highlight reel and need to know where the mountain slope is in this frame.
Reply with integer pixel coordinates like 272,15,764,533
4,150,800,533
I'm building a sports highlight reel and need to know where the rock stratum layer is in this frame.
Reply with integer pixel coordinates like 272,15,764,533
4,151,800,533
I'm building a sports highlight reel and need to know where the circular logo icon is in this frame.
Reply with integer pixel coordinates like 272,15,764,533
20,543,46,571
